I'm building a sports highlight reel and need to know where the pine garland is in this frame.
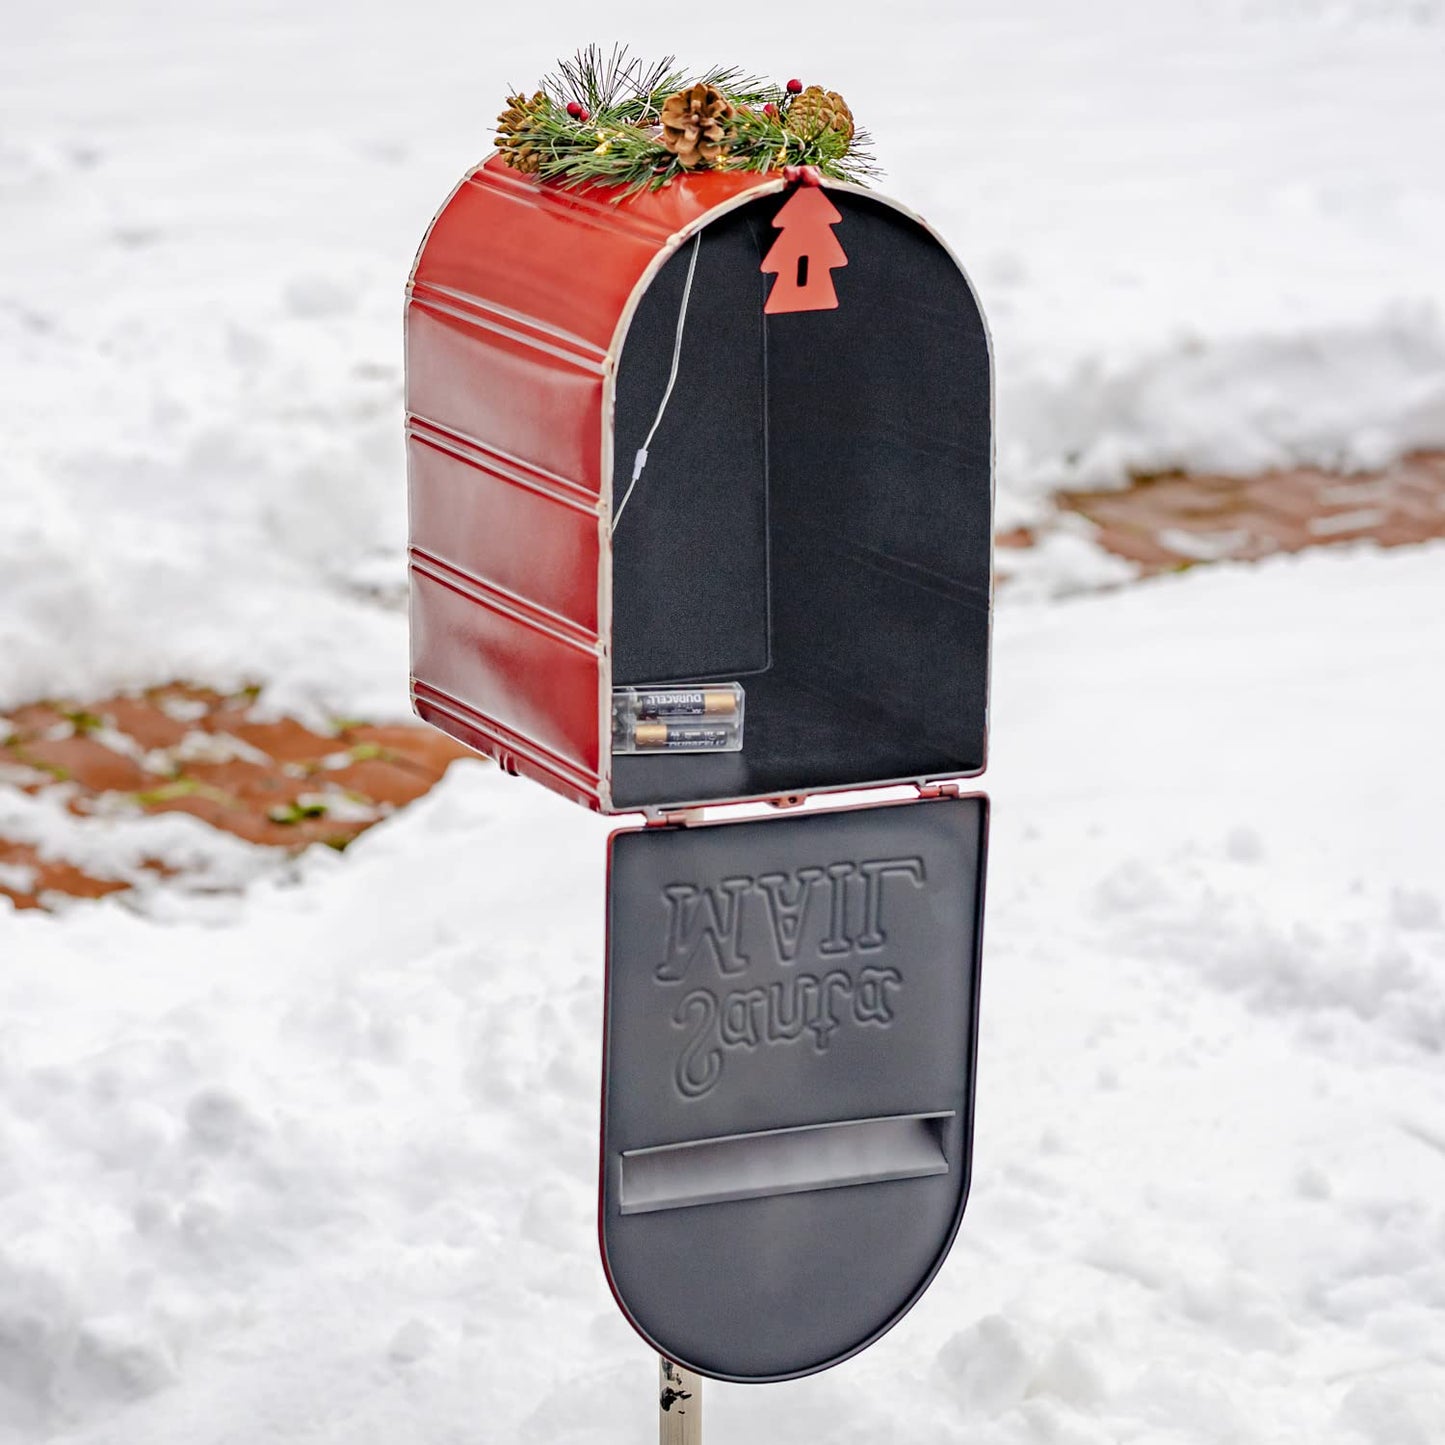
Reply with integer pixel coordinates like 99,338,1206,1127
494,46,879,196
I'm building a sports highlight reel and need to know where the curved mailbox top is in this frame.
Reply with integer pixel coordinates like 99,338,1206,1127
601,793,988,1381
412,159,787,393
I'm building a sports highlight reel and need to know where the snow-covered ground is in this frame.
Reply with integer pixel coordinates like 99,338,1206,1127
3,2,1445,1441
2,542,1443,1443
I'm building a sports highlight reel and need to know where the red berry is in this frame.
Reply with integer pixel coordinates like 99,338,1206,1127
763,101,777,118
786,78,803,94
566,100,583,119
578,107,590,123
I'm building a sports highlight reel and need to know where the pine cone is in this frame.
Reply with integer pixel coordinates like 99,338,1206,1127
784,86,854,144
659,84,736,169
495,90,548,173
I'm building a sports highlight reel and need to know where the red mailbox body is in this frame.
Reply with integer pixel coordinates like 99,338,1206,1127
407,157,992,814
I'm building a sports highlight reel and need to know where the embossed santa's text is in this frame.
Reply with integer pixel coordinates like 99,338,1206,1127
653,856,925,1098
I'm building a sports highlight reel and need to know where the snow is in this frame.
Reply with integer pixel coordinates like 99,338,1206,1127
2,541,1443,1442
3,1,1445,1440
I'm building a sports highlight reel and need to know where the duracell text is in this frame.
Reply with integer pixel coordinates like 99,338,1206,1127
634,689,739,720
633,723,734,752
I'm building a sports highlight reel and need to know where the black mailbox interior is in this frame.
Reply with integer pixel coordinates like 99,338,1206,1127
610,189,992,810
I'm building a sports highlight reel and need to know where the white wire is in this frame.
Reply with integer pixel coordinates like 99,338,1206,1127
611,232,702,534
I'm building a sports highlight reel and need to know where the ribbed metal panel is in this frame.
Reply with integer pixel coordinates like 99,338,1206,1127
405,157,784,810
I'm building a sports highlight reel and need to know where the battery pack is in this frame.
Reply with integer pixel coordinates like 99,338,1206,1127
613,684,745,754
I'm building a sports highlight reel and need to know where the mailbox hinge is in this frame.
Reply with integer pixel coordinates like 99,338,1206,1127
916,780,961,800
647,807,705,829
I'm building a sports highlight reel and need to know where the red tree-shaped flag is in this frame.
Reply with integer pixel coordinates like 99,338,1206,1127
760,187,848,314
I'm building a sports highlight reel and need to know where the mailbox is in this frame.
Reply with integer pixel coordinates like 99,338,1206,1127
406,158,992,813
406,149,994,1386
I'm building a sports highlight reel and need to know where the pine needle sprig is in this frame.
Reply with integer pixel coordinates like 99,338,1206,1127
499,48,881,197
544,43,638,115
543,121,683,196
696,65,781,108
630,55,691,121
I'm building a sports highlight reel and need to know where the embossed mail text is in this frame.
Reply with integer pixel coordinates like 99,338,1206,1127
653,855,924,1098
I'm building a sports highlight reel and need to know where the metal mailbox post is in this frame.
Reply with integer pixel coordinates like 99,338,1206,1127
406,154,993,1415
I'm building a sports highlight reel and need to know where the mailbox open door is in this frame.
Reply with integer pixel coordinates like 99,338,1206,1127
602,793,988,1382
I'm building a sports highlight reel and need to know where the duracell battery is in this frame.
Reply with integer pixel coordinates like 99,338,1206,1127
633,689,739,720
632,723,734,751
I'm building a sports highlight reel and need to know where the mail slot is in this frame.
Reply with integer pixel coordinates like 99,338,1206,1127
619,1112,953,1215
406,160,992,814
601,793,987,1381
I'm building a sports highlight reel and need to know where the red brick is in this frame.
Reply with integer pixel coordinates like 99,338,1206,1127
1305,507,1393,541
212,716,339,766
1090,527,1188,571
1063,492,1165,530
341,724,476,775
0,838,130,909
1,704,69,743
0,750,56,791
325,758,433,808
1353,521,1445,549
1400,451,1445,485
141,792,285,848
179,759,302,803
92,695,192,750
1240,470,1335,523
17,736,150,793
199,706,254,737
1144,480,1243,520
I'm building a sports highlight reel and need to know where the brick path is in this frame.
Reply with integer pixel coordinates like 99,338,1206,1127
5,450,1444,911
1003,451,1445,576
0,686,471,911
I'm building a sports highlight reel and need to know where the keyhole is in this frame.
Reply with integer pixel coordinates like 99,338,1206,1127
796,255,809,288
